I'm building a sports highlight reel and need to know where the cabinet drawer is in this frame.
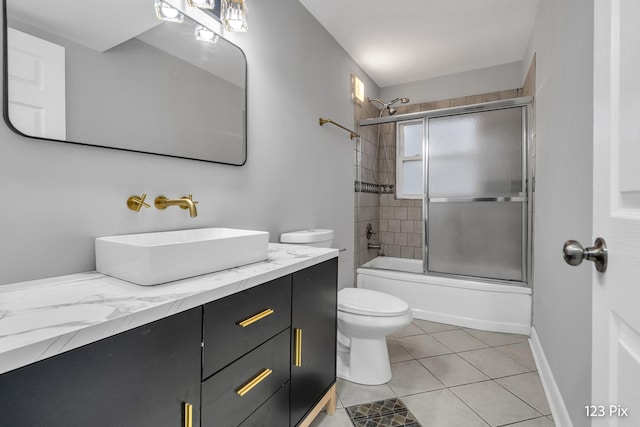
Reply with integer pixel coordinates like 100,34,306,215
203,275,292,378
239,382,290,426
201,328,290,427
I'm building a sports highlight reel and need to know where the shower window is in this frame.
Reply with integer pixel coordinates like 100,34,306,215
396,119,425,199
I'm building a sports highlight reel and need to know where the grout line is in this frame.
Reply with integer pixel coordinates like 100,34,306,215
493,375,546,418
497,415,552,426
448,380,495,427
334,322,554,427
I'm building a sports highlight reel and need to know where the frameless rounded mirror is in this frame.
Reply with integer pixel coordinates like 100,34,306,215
3,0,247,165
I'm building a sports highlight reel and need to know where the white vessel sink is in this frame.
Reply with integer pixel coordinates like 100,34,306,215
96,228,270,286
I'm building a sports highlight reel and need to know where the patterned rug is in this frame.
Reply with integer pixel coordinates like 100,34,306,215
345,398,422,427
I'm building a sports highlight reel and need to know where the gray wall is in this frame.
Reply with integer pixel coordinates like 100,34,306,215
0,0,378,289
380,61,523,105
526,0,593,425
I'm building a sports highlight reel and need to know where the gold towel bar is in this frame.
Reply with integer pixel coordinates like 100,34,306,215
319,118,360,140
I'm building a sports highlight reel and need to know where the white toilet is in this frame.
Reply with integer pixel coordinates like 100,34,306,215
336,288,412,385
280,229,413,386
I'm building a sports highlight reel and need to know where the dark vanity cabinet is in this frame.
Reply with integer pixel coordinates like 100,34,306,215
0,307,202,427
201,257,338,427
0,257,338,427
291,259,338,427
201,275,292,427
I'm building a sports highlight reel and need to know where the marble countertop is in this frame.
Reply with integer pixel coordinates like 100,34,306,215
0,243,338,375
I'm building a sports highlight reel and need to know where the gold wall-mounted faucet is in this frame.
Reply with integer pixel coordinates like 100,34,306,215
127,194,151,212
155,195,198,218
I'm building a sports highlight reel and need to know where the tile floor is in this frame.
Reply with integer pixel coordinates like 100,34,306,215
310,320,554,427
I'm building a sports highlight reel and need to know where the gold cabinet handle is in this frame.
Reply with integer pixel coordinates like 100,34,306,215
183,402,193,427
238,308,274,327
236,368,273,396
295,328,303,367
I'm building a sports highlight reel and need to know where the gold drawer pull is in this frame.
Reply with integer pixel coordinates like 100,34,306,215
236,368,273,396
184,402,193,427
238,308,274,327
295,328,303,367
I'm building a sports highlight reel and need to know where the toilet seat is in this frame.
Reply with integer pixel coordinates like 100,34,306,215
338,288,409,317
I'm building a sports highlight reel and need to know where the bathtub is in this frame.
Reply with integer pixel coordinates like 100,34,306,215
356,257,531,335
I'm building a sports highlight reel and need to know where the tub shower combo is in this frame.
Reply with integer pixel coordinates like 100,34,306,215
356,98,533,335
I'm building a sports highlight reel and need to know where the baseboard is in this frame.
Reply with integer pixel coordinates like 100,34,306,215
529,327,573,427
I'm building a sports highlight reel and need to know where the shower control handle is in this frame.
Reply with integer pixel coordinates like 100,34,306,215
562,237,608,273
366,223,376,240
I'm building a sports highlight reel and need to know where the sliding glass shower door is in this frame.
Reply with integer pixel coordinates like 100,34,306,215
425,106,527,282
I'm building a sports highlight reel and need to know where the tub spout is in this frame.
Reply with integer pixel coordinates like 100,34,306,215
367,243,382,250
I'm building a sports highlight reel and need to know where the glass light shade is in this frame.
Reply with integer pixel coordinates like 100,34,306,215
221,0,248,32
187,0,216,10
194,24,219,44
155,0,184,23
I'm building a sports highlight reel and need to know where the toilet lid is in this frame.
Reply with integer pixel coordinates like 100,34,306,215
338,288,410,317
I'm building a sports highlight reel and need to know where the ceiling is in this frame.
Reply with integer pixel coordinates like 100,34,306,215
298,0,539,88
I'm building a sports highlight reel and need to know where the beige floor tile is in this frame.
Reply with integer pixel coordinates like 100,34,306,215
451,380,542,426
463,328,530,347
413,319,460,333
388,359,444,396
508,416,555,426
419,353,489,387
497,372,551,415
332,321,553,427
431,329,490,352
459,348,531,378
395,334,454,359
387,338,414,363
402,389,490,427
389,322,426,338
308,408,353,427
336,378,396,407
495,342,537,370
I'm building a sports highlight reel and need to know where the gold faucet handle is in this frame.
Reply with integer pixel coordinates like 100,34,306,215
182,195,199,207
127,194,151,212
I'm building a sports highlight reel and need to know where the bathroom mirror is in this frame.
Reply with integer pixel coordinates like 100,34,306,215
3,0,247,165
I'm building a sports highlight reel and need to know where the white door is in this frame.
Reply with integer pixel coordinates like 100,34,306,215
592,0,640,425
7,28,66,140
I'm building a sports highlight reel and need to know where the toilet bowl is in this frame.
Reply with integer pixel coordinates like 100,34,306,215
337,287,412,385
279,229,412,385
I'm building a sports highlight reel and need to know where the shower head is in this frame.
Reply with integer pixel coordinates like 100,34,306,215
387,97,410,107
367,96,410,117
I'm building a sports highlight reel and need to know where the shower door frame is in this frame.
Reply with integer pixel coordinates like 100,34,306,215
359,97,534,285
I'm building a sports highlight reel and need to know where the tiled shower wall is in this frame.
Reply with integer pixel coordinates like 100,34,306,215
354,101,381,268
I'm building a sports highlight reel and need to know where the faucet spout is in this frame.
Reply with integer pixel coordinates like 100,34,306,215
155,195,198,217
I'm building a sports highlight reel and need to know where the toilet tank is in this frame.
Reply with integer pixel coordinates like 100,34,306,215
280,229,334,248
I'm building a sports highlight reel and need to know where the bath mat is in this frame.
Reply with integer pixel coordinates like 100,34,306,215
345,398,422,427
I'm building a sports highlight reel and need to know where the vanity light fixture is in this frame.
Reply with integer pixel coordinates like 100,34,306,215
221,0,248,32
194,24,220,44
351,74,365,104
154,0,184,23
187,0,216,10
